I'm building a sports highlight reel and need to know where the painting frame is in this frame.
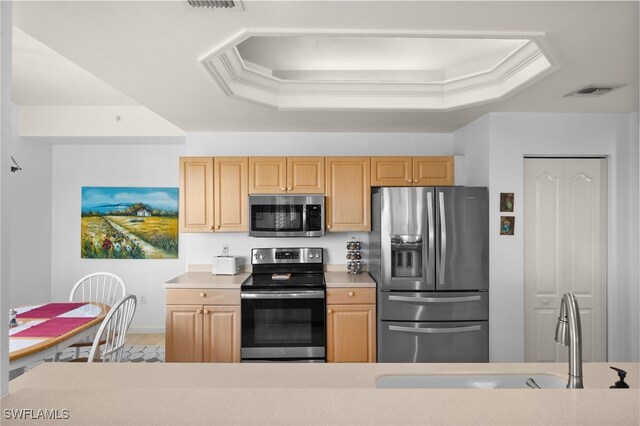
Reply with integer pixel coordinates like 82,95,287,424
81,187,179,259
500,216,515,236
500,192,514,212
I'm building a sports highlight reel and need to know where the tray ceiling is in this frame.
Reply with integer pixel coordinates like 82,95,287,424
12,1,639,133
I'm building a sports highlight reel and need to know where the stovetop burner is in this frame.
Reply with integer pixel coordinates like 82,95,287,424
241,247,325,291
241,272,325,290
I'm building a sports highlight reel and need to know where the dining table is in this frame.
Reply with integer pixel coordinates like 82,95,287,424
8,302,109,377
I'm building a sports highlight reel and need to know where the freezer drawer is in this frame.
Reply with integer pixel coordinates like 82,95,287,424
378,320,489,363
379,291,488,322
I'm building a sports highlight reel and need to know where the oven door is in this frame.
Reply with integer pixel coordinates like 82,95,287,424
241,290,325,361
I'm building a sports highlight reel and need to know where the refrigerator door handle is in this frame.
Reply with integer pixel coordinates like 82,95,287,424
389,325,482,334
438,191,446,286
388,295,482,303
426,191,435,287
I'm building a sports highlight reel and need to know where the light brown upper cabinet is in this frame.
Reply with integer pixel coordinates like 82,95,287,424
179,157,247,233
249,156,324,194
325,157,371,232
287,157,325,193
413,156,454,186
371,156,454,187
371,156,413,186
248,157,287,194
179,157,214,232
214,157,248,232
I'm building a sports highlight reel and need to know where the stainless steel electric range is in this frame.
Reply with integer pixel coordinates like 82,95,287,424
240,247,326,363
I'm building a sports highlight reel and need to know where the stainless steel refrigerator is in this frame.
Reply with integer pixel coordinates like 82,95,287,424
370,187,489,362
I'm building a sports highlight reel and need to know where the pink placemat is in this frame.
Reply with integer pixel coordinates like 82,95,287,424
13,317,95,338
16,302,87,319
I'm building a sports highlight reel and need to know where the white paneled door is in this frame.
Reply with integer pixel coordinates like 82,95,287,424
524,158,607,362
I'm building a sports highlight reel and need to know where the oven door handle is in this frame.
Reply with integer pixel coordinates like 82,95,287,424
241,290,325,300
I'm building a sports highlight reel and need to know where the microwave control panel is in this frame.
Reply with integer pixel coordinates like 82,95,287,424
306,205,323,231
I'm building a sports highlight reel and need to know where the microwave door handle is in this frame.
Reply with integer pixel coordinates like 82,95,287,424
438,191,446,287
302,204,307,232
389,325,481,334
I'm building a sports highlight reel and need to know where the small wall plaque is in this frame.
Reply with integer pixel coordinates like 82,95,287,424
500,216,515,236
500,192,514,212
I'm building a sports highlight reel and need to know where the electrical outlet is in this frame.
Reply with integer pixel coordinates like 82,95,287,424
140,295,146,304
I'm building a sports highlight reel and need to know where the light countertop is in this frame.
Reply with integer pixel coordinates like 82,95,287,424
324,271,376,287
164,270,376,289
164,271,250,289
3,362,638,425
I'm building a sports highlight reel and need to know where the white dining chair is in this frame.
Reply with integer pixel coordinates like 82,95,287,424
69,272,126,306
64,272,126,360
71,294,137,363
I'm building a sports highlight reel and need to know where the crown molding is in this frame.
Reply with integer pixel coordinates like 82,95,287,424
200,29,561,111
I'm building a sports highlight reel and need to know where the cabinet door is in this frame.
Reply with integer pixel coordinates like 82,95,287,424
165,305,203,363
326,304,376,363
203,305,241,363
325,157,371,232
248,157,287,194
179,157,214,232
371,157,413,186
287,157,325,193
413,156,454,186
214,157,248,232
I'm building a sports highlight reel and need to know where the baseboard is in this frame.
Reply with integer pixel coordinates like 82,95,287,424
129,327,165,334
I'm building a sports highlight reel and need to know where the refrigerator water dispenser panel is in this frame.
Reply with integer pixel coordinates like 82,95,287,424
391,235,423,278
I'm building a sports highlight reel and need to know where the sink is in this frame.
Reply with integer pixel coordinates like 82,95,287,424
376,374,566,389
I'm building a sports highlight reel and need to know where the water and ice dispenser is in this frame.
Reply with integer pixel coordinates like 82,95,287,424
390,235,423,278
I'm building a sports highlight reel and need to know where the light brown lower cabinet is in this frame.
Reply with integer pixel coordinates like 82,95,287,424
326,288,376,363
165,289,240,363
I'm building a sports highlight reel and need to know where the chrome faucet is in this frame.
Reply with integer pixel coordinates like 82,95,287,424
554,293,584,388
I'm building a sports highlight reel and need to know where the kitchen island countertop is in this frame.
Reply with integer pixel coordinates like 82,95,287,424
3,362,637,425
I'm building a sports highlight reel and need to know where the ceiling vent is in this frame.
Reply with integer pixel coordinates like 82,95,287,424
187,0,243,10
565,84,625,97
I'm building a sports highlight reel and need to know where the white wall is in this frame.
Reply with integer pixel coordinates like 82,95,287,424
633,111,640,362
0,0,12,397
452,114,490,187
51,144,185,333
8,106,53,307
50,132,453,332
454,112,639,362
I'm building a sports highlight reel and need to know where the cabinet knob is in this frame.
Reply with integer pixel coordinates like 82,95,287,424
327,225,332,230
210,225,215,231
203,309,209,315
280,186,286,191
215,225,221,230
414,179,419,183
407,179,412,183
288,187,293,191
196,309,202,315
200,292,206,298
348,291,355,297
327,309,333,314
543,299,550,306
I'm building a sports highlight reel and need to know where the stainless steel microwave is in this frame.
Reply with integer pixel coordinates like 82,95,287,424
248,195,324,237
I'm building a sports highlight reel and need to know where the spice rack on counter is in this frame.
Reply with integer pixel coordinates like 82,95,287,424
346,237,363,274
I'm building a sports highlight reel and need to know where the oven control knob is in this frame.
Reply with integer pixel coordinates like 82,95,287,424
315,253,320,258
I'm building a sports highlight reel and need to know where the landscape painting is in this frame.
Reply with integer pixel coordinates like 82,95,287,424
81,187,178,259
